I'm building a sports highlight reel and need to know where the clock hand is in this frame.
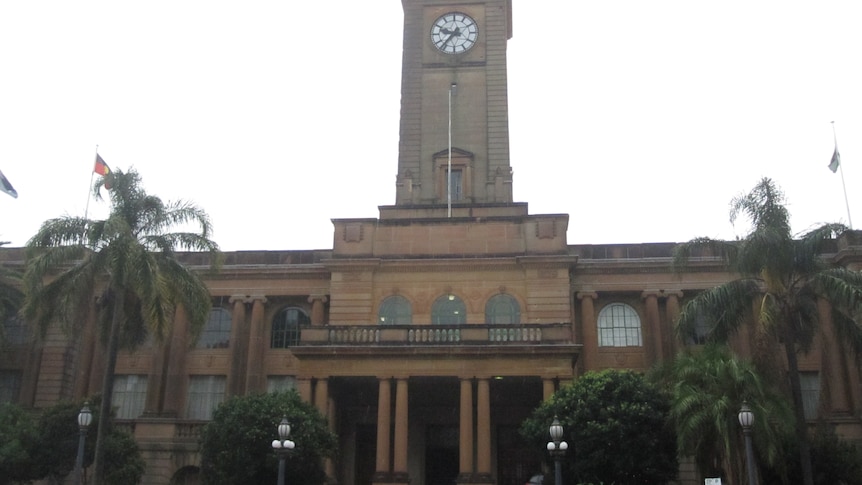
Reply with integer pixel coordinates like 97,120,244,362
444,27,462,46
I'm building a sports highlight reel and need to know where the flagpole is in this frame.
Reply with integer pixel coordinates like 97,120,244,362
82,146,98,243
448,83,455,218
832,122,853,229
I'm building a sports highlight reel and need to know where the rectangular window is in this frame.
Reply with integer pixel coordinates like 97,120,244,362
112,375,148,419
447,169,463,202
267,375,297,393
0,370,22,404
800,371,820,420
187,375,226,420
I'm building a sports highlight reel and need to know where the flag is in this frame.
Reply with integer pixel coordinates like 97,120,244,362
829,146,841,173
0,169,17,199
94,154,111,175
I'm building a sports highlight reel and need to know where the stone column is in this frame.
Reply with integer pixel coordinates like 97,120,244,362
664,290,683,358
542,378,556,400
226,296,249,396
143,339,167,415
308,295,328,326
297,378,313,403
243,296,267,394
393,378,409,481
314,378,329,418
74,300,98,400
476,378,492,482
642,290,662,365
458,378,474,480
818,298,852,414
577,292,598,372
162,306,190,416
374,378,392,481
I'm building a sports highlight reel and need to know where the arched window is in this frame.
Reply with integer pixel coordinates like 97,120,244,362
597,303,642,347
431,295,466,324
196,307,231,349
379,295,412,325
271,307,310,348
485,294,520,324
686,309,711,346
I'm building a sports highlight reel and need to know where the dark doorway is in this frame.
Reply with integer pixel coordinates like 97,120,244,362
426,446,459,485
355,424,377,485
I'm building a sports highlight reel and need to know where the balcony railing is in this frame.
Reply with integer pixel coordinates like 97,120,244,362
301,323,571,346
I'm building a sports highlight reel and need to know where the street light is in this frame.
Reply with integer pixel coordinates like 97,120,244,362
546,416,568,485
738,401,758,485
74,402,92,485
271,416,295,485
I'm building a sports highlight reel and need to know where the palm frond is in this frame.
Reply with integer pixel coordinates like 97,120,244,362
676,279,761,343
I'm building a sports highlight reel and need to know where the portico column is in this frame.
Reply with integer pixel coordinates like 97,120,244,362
476,378,492,481
243,296,267,394
642,290,662,365
393,378,409,481
314,378,329,418
162,306,190,415
818,298,853,414
458,378,474,481
308,295,328,326
664,290,683,357
227,296,249,396
297,378,313,403
374,378,392,481
542,378,556,400
577,292,598,372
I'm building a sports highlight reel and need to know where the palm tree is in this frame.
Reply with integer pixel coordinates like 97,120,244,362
651,344,793,484
673,177,862,485
23,168,220,485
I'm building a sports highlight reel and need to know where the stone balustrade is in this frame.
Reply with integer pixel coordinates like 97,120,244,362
303,323,569,346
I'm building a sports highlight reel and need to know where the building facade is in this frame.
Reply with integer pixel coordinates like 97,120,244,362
2,1,862,484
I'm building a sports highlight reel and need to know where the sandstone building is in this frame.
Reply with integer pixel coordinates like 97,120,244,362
2,1,861,484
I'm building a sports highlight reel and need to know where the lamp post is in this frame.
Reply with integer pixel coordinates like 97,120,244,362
271,416,295,485
546,416,568,485
738,401,757,485
74,402,92,485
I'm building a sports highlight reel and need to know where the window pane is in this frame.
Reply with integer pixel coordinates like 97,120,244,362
186,375,226,420
112,375,148,419
597,303,642,347
448,170,463,201
431,295,466,324
271,307,309,348
379,296,412,325
485,294,520,324
800,372,820,420
267,375,297,393
196,308,232,349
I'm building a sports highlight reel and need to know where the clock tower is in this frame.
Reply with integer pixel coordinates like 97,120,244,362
395,0,514,206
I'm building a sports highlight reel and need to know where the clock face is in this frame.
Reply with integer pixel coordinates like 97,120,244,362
430,12,478,55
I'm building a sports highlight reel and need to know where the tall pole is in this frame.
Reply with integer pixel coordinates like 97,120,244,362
277,456,286,485
743,427,757,485
831,121,853,229
272,417,294,485
448,83,456,218
738,402,758,485
74,402,92,485
75,427,87,485
547,417,568,485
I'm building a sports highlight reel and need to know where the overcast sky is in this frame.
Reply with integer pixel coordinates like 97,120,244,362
1,1,860,251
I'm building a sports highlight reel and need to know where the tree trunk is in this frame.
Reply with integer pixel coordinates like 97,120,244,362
92,291,124,485
783,329,814,485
